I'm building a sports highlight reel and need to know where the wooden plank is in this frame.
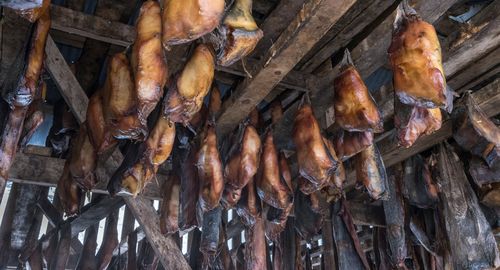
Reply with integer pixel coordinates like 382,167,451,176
44,35,88,124
216,0,358,135
298,0,398,73
124,196,191,270
48,4,310,92
7,151,166,199
50,5,135,47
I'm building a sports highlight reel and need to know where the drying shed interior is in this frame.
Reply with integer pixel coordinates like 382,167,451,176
0,0,499,269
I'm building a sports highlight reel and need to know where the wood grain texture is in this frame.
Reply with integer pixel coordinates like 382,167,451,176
216,0,358,135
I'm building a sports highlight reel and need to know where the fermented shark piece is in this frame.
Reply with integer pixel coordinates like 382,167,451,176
383,165,408,269
127,231,138,270
76,225,97,270
160,174,180,235
264,152,294,240
332,199,370,270
388,1,447,109
236,177,261,227
481,184,500,208
200,207,222,267
355,144,389,200
402,155,439,209
435,143,500,269
293,97,338,192
68,125,97,191
453,92,500,168
102,52,146,141
196,122,224,215
132,0,168,123
324,137,345,190
10,185,42,250
120,116,176,196
57,162,83,217
215,0,263,66
96,211,119,270
5,8,50,107
373,228,391,270
331,129,374,160
16,0,50,23
179,144,199,231
294,189,323,240
48,223,71,270
20,81,45,148
394,97,442,148
0,106,28,199
334,49,383,132
244,216,267,270
256,131,293,209
222,121,261,208
164,44,215,125
86,92,117,154
469,157,500,187
161,0,224,46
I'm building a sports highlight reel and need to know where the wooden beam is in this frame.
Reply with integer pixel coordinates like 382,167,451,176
47,4,309,92
216,0,358,135
7,150,166,199
45,35,88,124
124,196,191,270
298,0,398,73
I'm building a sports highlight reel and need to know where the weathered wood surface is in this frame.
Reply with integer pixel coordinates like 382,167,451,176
216,0,358,135
124,196,191,270
44,35,88,124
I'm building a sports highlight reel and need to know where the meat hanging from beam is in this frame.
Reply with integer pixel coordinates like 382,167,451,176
161,0,224,47
19,81,46,148
388,1,448,109
132,0,168,125
15,0,50,23
355,144,389,201
160,173,181,235
333,49,383,133
212,0,263,66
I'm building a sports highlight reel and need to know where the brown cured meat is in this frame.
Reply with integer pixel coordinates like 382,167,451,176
215,0,263,66
160,174,181,235
222,122,261,208
331,200,369,270
334,50,382,132
86,92,117,154
96,211,119,270
481,183,500,208
402,155,439,209
388,2,447,109
197,122,224,213
435,143,500,269
0,106,28,198
16,0,50,23
294,189,323,240
355,144,389,200
20,81,45,148
293,98,338,192
324,137,345,190
179,144,199,231
453,93,500,167
102,52,146,141
244,216,267,270
68,125,97,191
121,116,176,196
6,9,50,107
394,98,442,148
264,152,294,240
57,163,83,217
236,178,261,227
161,0,224,46
132,0,168,124
256,131,292,209
164,44,215,125
200,207,222,267
331,129,374,160
383,165,408,269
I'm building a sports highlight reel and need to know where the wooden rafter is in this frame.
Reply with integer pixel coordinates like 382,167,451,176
215,0,358,135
